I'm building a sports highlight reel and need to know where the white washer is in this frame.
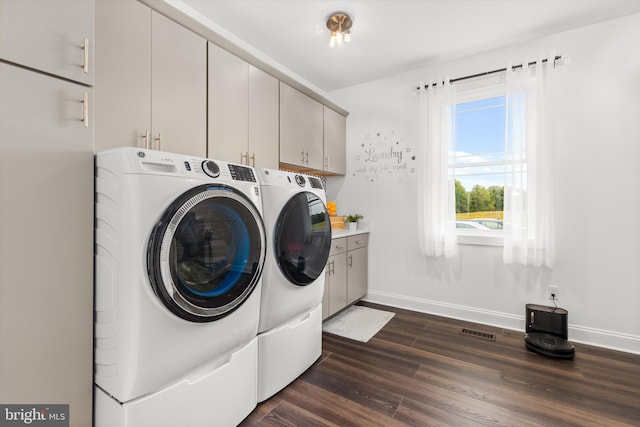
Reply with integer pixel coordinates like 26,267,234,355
256,168,332,402
94,147,266,426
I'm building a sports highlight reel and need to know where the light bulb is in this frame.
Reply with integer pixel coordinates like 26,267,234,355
344,31,351,42
336,32,343,45
329,33,337,47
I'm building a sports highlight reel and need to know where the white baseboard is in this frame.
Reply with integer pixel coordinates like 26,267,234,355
364,290,640,355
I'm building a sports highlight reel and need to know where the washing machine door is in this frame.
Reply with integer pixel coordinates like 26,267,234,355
274,191,331,286
147,184,266,322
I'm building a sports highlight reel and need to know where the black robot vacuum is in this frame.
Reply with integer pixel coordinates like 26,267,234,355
525,304,575,359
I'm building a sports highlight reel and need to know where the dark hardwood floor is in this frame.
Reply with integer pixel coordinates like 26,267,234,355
240,301,640,426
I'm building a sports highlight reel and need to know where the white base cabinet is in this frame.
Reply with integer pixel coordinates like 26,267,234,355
347,234,369,305
323,233,369,320
323,238,348,319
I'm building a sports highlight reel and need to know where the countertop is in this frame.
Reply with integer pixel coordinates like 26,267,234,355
330,227,369,239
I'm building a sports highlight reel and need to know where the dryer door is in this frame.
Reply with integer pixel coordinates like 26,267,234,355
147,184,266,322
274,191,331,286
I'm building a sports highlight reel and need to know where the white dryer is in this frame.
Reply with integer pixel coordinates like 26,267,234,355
256,168,332,402
94,147,266,427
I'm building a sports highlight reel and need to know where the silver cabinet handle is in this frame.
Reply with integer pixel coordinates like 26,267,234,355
155,133,162,151
305,152,309,164
301,150,305,162
355,240,364,244
143,130,150,149
81,92,89,127
82,38,89,74
250,153,255,167
325,156,329,168
335,244,345,249
348,254,353,267
241,152,248,165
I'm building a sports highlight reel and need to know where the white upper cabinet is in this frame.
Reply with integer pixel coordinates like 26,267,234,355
0,0,94,85
248,65,279,169
94,0,206,156
151,12,206,156
208,42,248,163
94,0,150,152
95,0,343,166
279,82,324,171
280,82,347,175
208,43,278,168
323,106,347,175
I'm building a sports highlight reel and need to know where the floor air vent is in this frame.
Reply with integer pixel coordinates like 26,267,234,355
460,328,496,341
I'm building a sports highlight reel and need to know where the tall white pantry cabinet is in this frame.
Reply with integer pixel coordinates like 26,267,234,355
0,1,94,426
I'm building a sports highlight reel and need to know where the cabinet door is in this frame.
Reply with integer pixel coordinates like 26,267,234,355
328,254,348,317
279,82,323,170
323,106,347,175
248,65,279,169
152,11,207,157
0,0,94,85
94,0,151,151
208,42,248,163
347,247,368,305
0,63,93,426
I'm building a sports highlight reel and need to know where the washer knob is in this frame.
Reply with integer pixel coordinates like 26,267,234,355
202,160,220,178
295,175,306,187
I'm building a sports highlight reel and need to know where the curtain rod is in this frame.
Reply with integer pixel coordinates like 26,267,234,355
417,55,562,90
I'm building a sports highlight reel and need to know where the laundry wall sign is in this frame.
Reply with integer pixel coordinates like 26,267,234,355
353,130,415,183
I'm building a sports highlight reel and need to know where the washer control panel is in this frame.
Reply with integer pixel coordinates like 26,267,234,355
228,164,257,182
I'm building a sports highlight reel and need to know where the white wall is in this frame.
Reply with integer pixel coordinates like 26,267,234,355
327,13,640,354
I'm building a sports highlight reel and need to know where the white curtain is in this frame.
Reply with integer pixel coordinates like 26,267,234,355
503,57,556,267
417,79,458,258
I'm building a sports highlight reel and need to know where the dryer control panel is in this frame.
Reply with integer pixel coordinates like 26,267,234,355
228,164,257,182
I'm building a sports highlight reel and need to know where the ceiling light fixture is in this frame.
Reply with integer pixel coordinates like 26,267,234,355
326,11,352,47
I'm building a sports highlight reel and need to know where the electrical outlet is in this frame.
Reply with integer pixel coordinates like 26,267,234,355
546,285,560,301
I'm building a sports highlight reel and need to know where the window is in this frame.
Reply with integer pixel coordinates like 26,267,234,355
450,86,507,234
418,58,556,264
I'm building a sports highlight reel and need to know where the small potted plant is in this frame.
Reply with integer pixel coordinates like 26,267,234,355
346,214,363,231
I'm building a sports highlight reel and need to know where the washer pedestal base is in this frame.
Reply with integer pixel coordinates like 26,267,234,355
257,304,322,402
95,337,258,427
